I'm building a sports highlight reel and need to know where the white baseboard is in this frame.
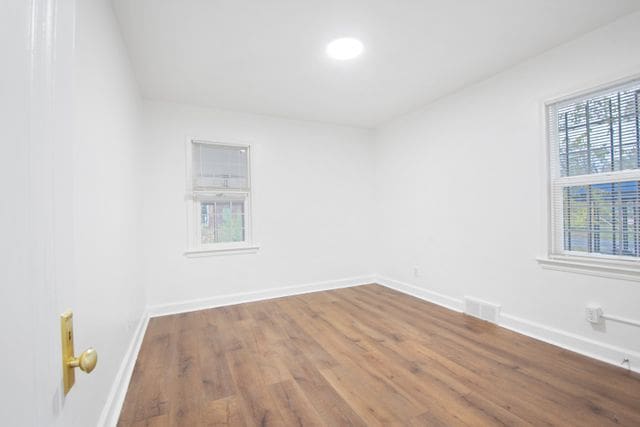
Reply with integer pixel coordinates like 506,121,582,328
377,276,464,312
147,275,377,318
500,313,640,374
377,275,640,374
97,311,149,427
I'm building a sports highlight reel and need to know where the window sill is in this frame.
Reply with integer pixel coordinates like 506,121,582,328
184,244,260,258
537,255,640,282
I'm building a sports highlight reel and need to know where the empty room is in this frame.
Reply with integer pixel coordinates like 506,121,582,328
3,0,640,426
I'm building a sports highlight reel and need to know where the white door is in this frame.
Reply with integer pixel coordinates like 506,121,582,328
1,0,79,425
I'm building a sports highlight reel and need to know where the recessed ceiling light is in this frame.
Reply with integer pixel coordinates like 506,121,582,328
326,37,364,60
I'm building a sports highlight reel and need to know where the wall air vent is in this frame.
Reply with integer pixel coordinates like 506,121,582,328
464,296,501,324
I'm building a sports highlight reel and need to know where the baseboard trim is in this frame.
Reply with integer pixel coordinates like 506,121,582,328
500,313,640,374
97,311,149,427
376,276,464,312
147,275,377,318
377,275,640,374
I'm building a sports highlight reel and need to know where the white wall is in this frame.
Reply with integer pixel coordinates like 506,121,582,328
62,0,146,425
374,12,640,365
141,101,375,308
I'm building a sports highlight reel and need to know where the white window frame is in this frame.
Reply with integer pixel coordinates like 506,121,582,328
184,138,259,257
538,74,640,281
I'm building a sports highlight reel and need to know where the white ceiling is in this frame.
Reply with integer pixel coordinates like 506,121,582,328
113,0,640,128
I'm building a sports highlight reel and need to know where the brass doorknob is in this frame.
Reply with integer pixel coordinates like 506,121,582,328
67,348,98,373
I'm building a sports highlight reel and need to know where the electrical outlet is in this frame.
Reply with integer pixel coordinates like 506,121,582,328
585,304,602,324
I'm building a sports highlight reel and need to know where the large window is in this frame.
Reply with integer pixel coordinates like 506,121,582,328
186,140,256,255
548,79,640,263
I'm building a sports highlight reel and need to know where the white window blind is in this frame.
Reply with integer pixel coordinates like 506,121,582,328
548,79,640,260
187,141,252,250
192,142,248,190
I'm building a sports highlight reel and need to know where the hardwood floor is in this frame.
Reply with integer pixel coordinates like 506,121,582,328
118,284,640,426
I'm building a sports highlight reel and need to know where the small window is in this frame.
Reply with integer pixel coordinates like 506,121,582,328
186,140,255,254
547,79,640,262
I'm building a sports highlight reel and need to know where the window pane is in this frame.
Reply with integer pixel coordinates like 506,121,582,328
557,87,640,177
193,143,248,189
564,186,589,252
590,147,611,174
201,202,217,244
563,181,639,257
200,199,246,244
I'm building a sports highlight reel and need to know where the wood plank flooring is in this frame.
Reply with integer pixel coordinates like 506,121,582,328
118,284,640,426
